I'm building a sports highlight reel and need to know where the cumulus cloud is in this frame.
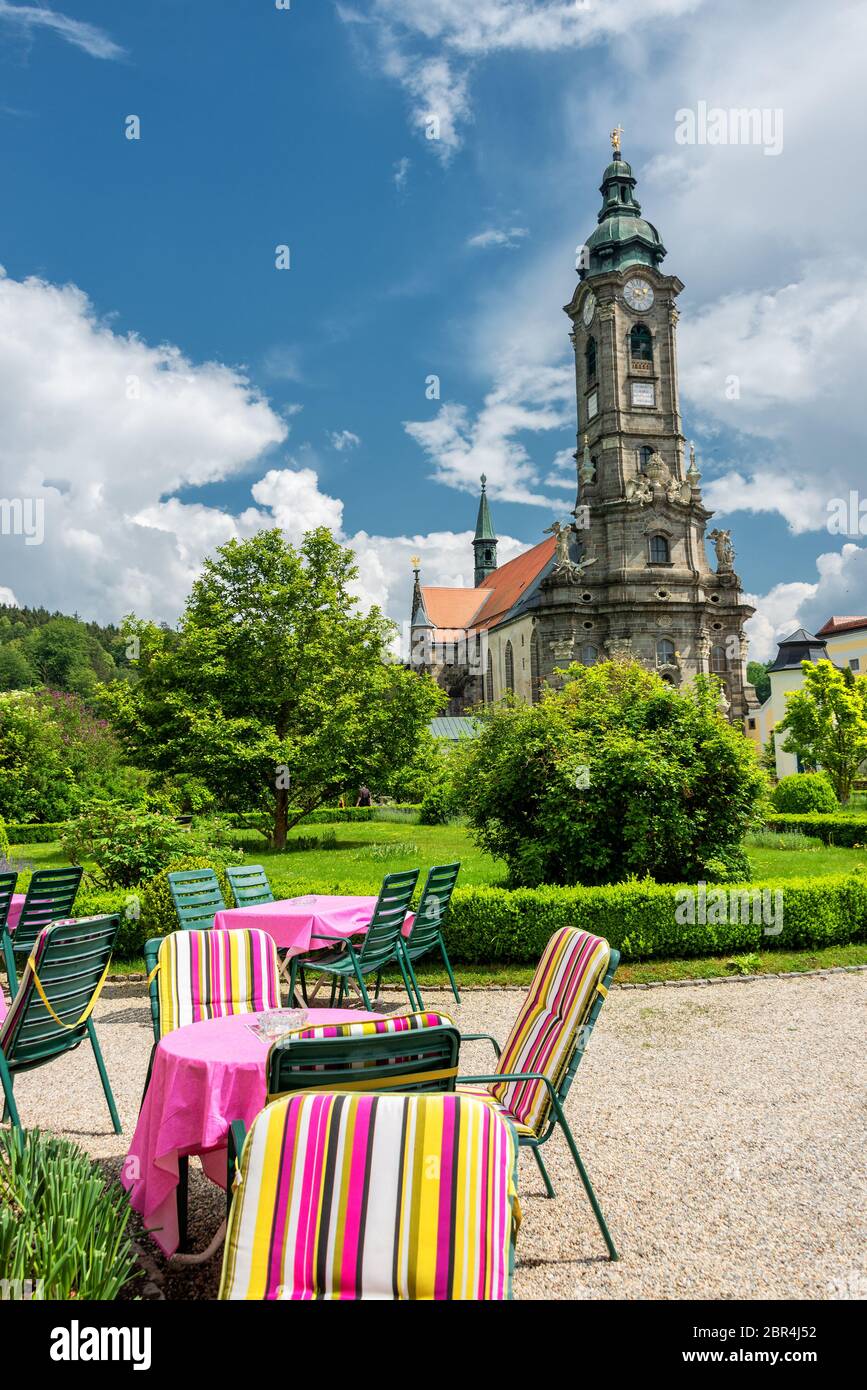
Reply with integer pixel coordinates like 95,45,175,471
327,429,361,451
467,226,529,250
0,585,18,606
0,2,124,60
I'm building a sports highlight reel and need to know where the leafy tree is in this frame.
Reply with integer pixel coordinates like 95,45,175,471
0,644,37,690
454,661,769,887
777,659,867,803
102,529,444,848
747,659,773,705
0,692,79,823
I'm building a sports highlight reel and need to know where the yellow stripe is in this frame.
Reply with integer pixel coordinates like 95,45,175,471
27,955,110,1030
270,1065,458,1102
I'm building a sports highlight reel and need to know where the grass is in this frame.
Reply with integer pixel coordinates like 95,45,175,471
10,818,867,887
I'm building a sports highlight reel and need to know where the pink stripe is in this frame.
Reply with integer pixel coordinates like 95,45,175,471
434,1098,456,1299
337,1098,374,1297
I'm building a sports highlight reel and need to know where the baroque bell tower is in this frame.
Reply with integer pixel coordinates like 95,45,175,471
554,129,758,722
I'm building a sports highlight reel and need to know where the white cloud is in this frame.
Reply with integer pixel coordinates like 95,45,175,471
467,226,528,250
0,2,124,59
745,544,867,662
393,156,411,190
328,429,361,451
0,585,18,606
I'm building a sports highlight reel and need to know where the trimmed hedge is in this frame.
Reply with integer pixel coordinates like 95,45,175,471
73,868,867,963
765,813,867,847
226,806,420,833
5,822,69,844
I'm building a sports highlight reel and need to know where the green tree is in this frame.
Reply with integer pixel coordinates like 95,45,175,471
747,659,772,704
0,644,37,690
102,529,444,848
777,659,867,803
454,661,769,887
0,692,79,823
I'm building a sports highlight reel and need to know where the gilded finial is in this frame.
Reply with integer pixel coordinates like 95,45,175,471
610,124,624,155
480,473,487,490
410,554,421,569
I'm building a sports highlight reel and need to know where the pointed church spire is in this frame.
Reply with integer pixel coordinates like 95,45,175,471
473,474,498,587
580,136,666,280
410,555,433,628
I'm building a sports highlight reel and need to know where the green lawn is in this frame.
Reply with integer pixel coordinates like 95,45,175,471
11,819,867,886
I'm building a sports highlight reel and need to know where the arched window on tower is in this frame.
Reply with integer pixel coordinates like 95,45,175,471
585,335,597,383
530,630,541,703
485,650,494,703
656,639,676,667
638,444,654,471
710,645,728,675
648,534,670,564
630,323,653,363
504,641,515,692
581,644,599,666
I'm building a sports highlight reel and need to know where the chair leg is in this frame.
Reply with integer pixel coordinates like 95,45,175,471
438,936,461,1004
394,951,416,1009
351,960,373,1011
530,1143,556,1198
177,1154,190,1253
552,1098,619,1261
86,1018,121,1135
374,970,382,1000
2,934,18,998
0,1054,20,1130
402,948,425,1010
139,1043,157,1115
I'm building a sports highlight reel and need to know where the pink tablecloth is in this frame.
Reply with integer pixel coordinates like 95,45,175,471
122,1007,375,1255
213,894,413,956
0,895,27,1023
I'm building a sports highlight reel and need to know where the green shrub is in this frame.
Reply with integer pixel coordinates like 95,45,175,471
455,662,769,887
63,799,242,890
771,772,839,814
0,816,8,861
745,828,823,851
4,822,69,844
419,786,451,825
698,842,752,883
764,813,867,847
0,1129,138,1300
138,856,234,942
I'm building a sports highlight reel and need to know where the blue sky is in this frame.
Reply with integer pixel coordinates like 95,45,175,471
1,0,866,659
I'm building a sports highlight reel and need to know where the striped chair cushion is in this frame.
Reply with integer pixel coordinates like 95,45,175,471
219,1092,520,1301
155,929,280,1036
0,925,53,1053
288,1011,454,1041
485,927,610,1136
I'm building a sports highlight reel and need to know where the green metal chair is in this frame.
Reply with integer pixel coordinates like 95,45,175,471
2,866,83,995
400,862,462,1008
226,864,274,908
168,868,225,931
288,869,419,1011
0,914,122,1134
457,926,620,1261
0,872,17,933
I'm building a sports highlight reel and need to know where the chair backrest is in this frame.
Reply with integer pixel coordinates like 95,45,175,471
406,862,460,954
219,1091,520,1301
0,915,120,1068
0,872,17,931
490,927,616,1137
266,1011,459,1100
226,864,274,908
168,868,225,931
146,929,281,1039
357,869,419,968
14,867,84,954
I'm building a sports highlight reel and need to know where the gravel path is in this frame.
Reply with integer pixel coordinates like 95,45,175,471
7,974,865,1300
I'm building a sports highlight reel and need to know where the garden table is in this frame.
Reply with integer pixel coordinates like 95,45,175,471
122,1007,377,1255
213,893,414,956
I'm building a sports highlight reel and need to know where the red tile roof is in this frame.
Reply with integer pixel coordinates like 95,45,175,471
815,616,867,637
421,535,556,637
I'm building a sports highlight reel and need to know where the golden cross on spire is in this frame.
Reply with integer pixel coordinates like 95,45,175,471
610,124,624,155
410,554,421,569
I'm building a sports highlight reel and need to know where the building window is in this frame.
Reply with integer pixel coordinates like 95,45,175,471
710,645,728,675
656,639,675,666
850,658,860,672
585,336,597,383
648,534,670,564
748,719,757,730
530,630,541,704
630,323,653,363
638,445,654,471
485,651,494,703
586,389,598,420
504,641,515,692
581,644,598,666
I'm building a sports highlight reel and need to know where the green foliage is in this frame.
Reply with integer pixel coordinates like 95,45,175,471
384,729,453,805
0,603,131,695
777,659,867,803
2,822,69,843
764,812,867,847
0,644,37,690
747,660,772,705
699,843,752,883
771,771,839,813
745,828,823,851
101,529,444,849
455,661,769,887
62,799,242,890
419,784,452,825
138,856,234,941
0,815,8,860
0,1129,137,1300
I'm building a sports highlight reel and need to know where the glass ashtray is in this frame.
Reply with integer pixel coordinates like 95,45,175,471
258,1008,309,1041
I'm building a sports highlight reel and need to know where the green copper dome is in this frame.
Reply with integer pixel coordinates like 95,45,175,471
581,151,666,279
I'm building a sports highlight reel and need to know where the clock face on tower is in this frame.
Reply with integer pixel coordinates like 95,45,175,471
624,277,654,311
582,289,596,327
